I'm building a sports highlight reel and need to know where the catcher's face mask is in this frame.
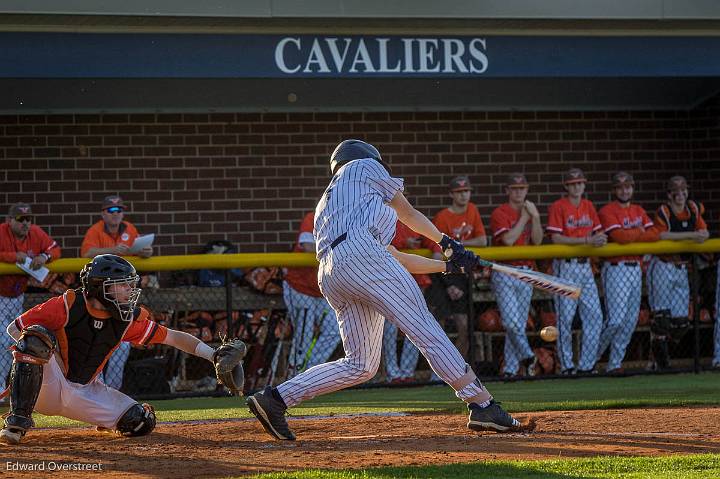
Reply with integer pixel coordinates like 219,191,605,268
103,275,141,322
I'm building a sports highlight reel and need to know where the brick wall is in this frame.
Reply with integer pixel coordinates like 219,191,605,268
0,100,717,257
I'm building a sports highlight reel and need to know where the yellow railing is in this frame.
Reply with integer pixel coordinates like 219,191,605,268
1,239,719,274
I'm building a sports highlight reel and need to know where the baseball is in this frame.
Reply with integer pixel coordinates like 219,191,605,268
540,326,558,342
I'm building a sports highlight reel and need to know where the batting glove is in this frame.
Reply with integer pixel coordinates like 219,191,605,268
444,250,478,275
438,234,466,259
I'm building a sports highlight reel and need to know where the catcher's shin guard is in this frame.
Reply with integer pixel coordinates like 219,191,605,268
651,336,671,370
1,326,57,445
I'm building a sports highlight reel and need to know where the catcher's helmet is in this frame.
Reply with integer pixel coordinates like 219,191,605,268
330,139,390,175
80,254,141,322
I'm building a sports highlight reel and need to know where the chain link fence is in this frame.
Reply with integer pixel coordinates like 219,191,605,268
1,252,719,398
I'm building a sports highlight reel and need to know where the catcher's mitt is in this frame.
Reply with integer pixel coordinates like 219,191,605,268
213,338,247,396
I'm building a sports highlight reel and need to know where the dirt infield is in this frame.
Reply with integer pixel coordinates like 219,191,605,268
3,407,720,478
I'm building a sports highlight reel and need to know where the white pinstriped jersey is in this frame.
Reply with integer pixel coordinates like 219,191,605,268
314,158,404,259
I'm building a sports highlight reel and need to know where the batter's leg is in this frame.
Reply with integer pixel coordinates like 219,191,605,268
276,299,385,407
305,298,341,369
336,254,492,405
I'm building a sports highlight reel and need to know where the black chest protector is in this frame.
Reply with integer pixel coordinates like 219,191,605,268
664,202,697,233
64,289,133,384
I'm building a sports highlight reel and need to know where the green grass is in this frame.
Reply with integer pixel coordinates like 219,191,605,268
29,371,720,428
238,454,720,479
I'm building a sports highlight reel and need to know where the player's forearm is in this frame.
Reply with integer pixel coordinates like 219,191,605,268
530,220,544,245
463,236,487,247
550,234,586,245
163,329,215,362
501,217,530,245
659,231,695,241
387,246,446,274
390,192,443,243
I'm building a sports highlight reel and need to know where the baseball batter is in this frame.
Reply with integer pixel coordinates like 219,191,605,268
597,172,658,373
547,168,607,375
0,254,244,445
283,211,341,377
489,173,543,377
247,139,522,441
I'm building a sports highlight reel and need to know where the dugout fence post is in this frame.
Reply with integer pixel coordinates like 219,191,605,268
691,255,701,374
225,270,235,338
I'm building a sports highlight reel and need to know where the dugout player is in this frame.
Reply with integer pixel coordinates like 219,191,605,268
597,172,659,373
647,176,708,370
246,139,523,441
0,203,60,399
0,254,230,445
489,174,543,377
283,211,341,378
547,168,607,375
428,176,487,359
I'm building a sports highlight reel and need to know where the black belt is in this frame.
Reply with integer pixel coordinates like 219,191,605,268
564,258,588,264
609,261,638,267
330,233,347,250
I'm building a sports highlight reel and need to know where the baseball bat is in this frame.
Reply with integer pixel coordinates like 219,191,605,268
477,258,581,300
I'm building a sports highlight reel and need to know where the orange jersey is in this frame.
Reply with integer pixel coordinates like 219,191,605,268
16,289,167,384
599,201,657,262
392,221,432,290
284,212,322,297
546,197,603,238
80,220,140,257
430,202,486,253
0,223,61,297
490,203,535,268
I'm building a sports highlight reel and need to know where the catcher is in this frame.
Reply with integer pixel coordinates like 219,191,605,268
0,254,246,445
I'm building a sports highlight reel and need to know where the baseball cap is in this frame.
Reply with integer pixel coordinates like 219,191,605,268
612,171,635,187
506,173,529,188
449,176,472,192
101,195,126,210
666,175,688,192
563,168,587,185
8,203,32,217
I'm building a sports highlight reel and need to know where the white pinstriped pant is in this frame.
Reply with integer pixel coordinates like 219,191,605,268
552,260,603,372
598,262,642,371
491,270,534,375
276,246,491,408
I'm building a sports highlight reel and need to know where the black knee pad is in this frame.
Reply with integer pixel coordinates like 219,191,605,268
116,403,156,437
17,325,57,361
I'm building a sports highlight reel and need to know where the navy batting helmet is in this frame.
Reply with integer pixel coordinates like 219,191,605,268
330,139,390,175
80,254,141,321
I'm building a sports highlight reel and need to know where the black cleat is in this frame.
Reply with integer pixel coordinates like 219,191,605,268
467,400,521,432
246,386,296,441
